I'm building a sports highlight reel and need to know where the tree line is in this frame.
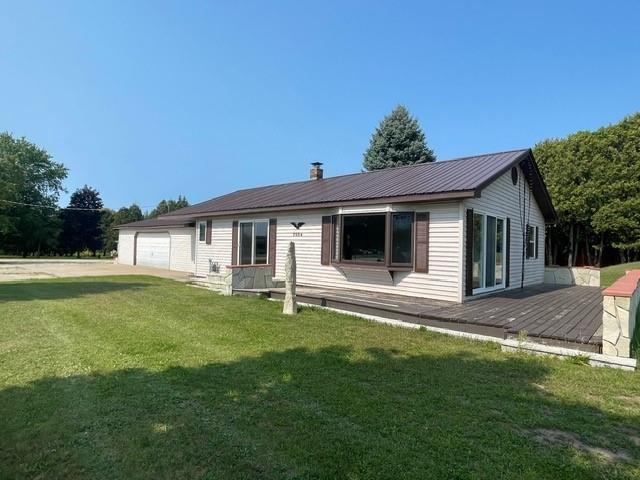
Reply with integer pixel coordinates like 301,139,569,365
0,132,188,257
3,107,640,265
533,112,640,266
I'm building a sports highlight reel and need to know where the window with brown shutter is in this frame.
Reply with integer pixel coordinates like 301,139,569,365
505,218,511,287
231,221,238,265
206,220,212,245
268,219,277,273
321,215,331,265
465,209,474,297
413,212,429,273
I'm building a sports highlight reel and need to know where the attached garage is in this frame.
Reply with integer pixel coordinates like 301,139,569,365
136,232,170,269
116,218,196,274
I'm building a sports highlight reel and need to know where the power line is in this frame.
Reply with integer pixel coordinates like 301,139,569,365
0,199,156,211
0,199,104,211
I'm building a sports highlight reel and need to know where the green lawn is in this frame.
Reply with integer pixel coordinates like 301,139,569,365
1,276,639,479
601,261,640,288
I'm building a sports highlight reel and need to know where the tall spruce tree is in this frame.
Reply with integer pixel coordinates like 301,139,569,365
59,185,104,256
363,105,435,171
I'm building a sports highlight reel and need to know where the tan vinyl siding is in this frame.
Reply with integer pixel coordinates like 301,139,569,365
168,228,196,273
117,229,136,265
463,165,545,297
273,203,462,302
194,219,233,276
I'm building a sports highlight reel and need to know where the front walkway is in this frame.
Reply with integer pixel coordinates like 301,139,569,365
264,284,603,353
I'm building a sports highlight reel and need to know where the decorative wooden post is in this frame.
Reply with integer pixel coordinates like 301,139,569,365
283,241,297,315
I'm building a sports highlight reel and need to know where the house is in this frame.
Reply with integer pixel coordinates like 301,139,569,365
116,149,556,303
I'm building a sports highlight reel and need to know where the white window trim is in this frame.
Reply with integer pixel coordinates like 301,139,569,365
238,219,270,265
198,221,207,243
472,211,507,295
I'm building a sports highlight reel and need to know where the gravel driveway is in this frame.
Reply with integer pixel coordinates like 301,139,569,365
0,259,191,282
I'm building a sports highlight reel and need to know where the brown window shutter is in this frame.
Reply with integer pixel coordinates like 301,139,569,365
465,209,474,297
205,220,212,245
269,218,277,273
505,218,511,288
414,212,429,273
321,215,331,265
231,221,238,265
535,226,539,259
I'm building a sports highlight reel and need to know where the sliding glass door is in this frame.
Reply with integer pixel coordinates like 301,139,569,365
472,213,506,293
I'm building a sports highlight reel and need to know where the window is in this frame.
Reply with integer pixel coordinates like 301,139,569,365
526,225,538,259
342,214,386,263
239,220,269,265
391,213,413,265
198,222,206,242
335,212,414,266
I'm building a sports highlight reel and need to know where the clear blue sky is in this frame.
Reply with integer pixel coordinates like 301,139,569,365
1,1,639,210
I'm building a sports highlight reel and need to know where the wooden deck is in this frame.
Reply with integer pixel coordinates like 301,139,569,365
256,284,603,353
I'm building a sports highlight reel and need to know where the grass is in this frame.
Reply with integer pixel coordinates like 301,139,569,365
1,276,640,479
601,261,640,287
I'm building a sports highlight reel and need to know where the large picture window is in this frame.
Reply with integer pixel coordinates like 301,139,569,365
336,212,414,267
342,215,386,262
239,220,269,265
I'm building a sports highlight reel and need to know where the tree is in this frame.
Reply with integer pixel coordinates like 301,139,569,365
145,195,189,218
0,132,67,256
363,105,436,171
534,112,640,266
101,204,144,255
59,186,104,256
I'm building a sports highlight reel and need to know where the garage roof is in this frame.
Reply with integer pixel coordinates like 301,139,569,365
116,217,195,230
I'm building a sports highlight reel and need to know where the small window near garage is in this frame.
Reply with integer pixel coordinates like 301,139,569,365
526,224,537,259
198,222,206,242
238,220,269,265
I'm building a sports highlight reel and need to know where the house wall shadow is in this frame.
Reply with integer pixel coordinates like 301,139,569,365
1,346,638,479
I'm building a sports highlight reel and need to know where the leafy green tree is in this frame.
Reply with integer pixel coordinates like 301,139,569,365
535,112,640,266
59,186,104,256
0,132,67,256
146,195,189,218
363,105,435,171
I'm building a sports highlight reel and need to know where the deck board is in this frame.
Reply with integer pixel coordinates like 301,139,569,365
264,283,603,352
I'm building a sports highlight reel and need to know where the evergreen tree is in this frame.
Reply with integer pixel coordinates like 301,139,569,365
59,186,104,256
363,105,435,171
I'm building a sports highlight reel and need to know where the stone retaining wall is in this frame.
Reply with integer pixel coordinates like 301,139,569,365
544,266,600,287
602,270,640,357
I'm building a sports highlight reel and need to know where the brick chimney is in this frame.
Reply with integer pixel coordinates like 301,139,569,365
310,162,323,180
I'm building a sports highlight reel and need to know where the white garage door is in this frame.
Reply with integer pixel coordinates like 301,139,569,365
136,232,170,269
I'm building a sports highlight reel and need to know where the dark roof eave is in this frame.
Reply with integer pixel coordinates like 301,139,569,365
160,190,477,220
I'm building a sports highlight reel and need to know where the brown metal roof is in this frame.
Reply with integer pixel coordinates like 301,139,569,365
121,149,556,228
116,217,195,230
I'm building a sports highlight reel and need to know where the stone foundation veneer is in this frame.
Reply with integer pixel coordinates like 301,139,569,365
602,270,640,357
544,266,600,287
208,265,281,295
